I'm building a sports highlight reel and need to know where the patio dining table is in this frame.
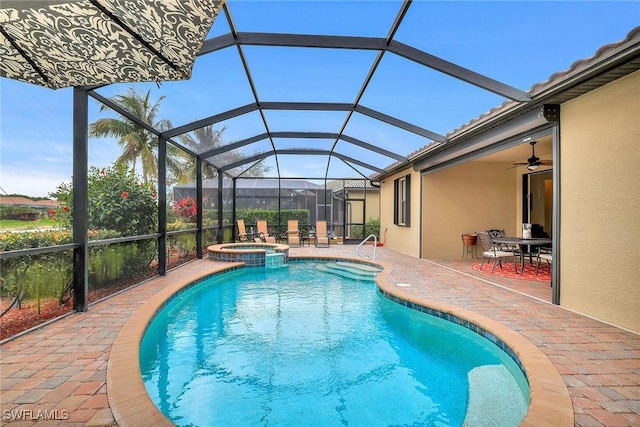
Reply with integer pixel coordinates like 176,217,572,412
492,237,552,273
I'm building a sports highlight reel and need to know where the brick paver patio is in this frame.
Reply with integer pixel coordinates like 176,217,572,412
1,245,639,426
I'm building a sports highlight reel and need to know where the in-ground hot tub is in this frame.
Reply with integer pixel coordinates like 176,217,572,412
207,242,289,267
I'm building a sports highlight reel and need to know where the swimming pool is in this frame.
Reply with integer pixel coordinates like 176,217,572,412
139,261,529,426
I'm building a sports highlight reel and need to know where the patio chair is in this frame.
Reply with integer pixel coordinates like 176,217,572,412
236,219,248,242
487,228,524,262
536,246,553,275
256,220,276,243
315,220,330,247
477,231,519,273
286,220,301,247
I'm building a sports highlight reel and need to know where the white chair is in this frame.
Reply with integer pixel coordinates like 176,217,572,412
477,231,519,273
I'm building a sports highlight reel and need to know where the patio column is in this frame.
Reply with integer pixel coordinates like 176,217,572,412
72,87,89,312
551,121,561,305
157,136,167,276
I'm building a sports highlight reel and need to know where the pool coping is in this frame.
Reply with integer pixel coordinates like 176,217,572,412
108,256,573,426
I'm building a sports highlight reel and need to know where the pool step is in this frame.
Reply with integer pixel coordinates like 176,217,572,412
316,262,381,281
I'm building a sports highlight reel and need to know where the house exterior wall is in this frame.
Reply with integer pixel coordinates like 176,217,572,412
379,168,421,257
421,162,518,258
559,70,640,332
365,191,380,223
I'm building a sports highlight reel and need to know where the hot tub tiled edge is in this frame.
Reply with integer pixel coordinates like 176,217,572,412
207,242,289,266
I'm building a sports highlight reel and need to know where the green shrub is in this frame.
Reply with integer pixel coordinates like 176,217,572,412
351,218,380,239
0,206,40,221
50,164,158,236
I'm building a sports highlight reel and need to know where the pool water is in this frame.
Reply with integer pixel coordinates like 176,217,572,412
140,261,529,426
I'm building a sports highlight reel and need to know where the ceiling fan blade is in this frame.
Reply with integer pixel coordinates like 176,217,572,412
511,160,553,167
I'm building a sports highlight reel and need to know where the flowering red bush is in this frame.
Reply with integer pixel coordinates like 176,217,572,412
173,197,197,222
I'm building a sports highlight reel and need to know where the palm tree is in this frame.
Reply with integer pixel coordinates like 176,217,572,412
178,125,270,180
89,87,171,182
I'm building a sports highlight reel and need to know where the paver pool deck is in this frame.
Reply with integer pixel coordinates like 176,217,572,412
1,245,639,426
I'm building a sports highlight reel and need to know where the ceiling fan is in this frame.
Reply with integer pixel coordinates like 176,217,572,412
513,141,553,171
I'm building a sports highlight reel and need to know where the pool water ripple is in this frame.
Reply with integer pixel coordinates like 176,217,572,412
140,262,528,426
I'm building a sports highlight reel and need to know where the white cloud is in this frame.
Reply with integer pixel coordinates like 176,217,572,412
0,166,70,198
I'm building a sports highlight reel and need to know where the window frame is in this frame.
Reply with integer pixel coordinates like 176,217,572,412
393,174,410,226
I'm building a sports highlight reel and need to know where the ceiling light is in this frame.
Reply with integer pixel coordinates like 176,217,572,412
527,164,539,171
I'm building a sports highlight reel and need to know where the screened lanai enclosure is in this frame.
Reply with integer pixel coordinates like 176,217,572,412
2,0,618,326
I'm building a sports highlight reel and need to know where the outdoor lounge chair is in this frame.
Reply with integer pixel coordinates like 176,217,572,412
236,219,248,242
257,220,276,243
286,220,301,247
477,231,518,273
315,220,330,247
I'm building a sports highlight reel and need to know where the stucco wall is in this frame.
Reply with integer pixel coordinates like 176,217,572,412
421,162,518,258
560,70,640,332
379,168,421,257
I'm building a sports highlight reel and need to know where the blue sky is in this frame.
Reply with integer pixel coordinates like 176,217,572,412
1,1,639,197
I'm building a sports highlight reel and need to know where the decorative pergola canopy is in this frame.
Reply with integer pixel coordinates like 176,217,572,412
0,0,223,89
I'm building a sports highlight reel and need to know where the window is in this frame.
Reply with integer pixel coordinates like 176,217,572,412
393,174,410,226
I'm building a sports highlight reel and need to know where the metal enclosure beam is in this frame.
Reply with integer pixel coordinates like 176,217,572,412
196,159,203,257
162,103,258,139
339,135,407,161
199,133,270,159
217,172,224,243
354,105,446,142
388,40,530,102
157,137,167,275
72,87,89,312
218,149,383,173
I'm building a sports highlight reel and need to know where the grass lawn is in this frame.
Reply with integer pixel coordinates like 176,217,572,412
0,218,57,231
